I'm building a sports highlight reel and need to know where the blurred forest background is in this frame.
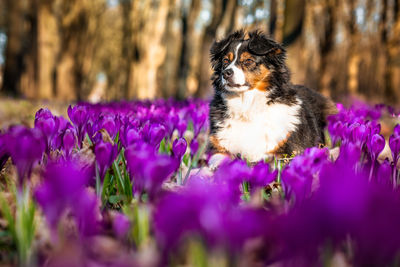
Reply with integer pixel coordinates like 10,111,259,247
0,0,399,104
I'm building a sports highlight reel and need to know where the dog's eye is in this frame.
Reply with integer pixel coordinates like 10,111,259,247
244,58,255,65
222,58,230,66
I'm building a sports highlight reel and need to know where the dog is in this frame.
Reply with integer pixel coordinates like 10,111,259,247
208,30,336,164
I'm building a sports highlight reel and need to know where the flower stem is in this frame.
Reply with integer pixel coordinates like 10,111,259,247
95,164,101,199
15,186,36,267
183,158,193,185
177,167,182,186
369,160,375,182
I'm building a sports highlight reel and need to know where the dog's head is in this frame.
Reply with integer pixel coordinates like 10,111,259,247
210,30,289,94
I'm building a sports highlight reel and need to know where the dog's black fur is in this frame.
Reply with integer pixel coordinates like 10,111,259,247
209,30,336,160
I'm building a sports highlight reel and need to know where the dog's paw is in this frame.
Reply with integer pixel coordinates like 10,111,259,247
208,153,229,171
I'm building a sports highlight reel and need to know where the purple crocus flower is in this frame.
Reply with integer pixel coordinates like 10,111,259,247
328,121,344,146
68,105,89,128
68,105,89,147
191,111,207,137
176,119,187,138
34,109,60,150
389,129,400,184
172,138,187,160
376,159,392,186
54,126,77,157
366,120,381,136
61,128,77,156
120,125,141,148
125,143,178,199
350,123,369,148
35,159,98,238
4,126,46,188
166,111,179,137
221,207,271,253
394,124,400,136
154,178,271,260
248,162,277,191
94,140,119,179
94,115,119,139
282,148,329,203
190,139,199,158
154,180,227,255
389,129,400,162
148,124,166,148
214,159,251,201
113,213,131,238
336,142,362,166
368,134,385,162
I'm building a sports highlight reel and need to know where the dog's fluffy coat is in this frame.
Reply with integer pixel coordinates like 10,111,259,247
208,30,336,162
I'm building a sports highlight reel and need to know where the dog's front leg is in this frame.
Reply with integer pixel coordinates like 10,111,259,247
208,135,231,170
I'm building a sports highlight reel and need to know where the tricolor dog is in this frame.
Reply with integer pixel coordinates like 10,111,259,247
208,30,336,163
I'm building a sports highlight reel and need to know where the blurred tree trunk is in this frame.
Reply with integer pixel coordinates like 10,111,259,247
281,0,306,87
194,0,237,98
269,0,277,37
120,0,133,99
19,0,39,99
176,0,201,100
130,0,169,99
388,0,400,103
54,0,104,101
282,0,305,46
275,0,285,43
37,0,57,99
54,0,82,101
1,0,25,97
317,0,338,96
382,0,400,104
218,0,238,35
346,0,360,97
160,0,181,97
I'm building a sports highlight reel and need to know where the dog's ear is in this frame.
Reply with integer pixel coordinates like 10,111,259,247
248,32,285,57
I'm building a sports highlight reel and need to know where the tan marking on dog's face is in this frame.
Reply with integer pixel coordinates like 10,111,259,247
239,52,253,62
238,52,271,91
274,48,282,55
222,52,234,68
224,52,234,61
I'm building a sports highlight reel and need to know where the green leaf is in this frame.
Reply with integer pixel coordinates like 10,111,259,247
114,131,120,147
109,195,125,204
85,133,93,146
113,160,126,196
0,193,15,241
101,171,111,204
191,138,208,168
120,149,133,202
158,138,166,154
183,153,190,167
188,239,208,267
187,121,194,132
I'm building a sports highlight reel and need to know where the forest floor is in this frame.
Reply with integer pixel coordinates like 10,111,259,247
0,98,69,129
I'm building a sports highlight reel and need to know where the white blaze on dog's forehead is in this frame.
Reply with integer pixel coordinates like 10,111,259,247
227,43,241,68
225,43,246,87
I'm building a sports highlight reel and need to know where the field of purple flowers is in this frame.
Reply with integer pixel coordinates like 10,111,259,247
0,99,400,267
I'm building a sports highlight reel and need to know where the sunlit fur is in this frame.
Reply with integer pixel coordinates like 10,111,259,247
209,30,337,162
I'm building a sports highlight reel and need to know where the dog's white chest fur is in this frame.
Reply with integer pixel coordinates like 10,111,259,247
216,90,301,162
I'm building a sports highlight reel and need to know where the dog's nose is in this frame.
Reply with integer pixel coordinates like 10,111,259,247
223,69,233,80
